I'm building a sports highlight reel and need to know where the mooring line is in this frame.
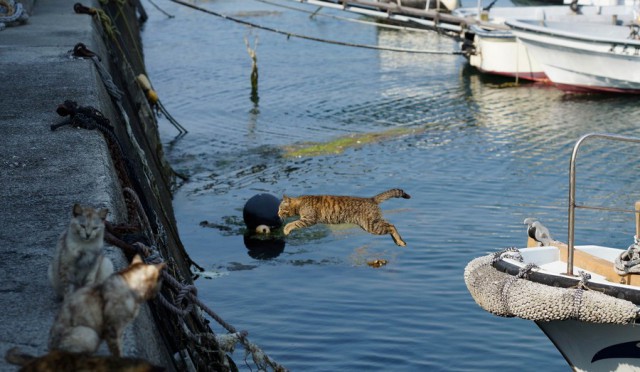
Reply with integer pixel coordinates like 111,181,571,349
169,0,462,55
255,0,434,34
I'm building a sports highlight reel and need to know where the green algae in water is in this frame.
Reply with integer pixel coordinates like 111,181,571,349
282,126,426,158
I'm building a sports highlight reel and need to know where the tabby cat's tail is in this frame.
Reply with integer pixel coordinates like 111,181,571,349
372,189,411,204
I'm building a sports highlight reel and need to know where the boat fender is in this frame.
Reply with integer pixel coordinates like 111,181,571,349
242,193,282,232
135,74,159,105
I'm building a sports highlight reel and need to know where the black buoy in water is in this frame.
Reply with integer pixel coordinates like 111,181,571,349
243,193,285,259
242,193,282,233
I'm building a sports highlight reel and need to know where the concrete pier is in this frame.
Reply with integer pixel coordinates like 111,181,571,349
0,0,226,370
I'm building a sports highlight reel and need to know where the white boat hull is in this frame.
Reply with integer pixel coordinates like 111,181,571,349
469,25,547,81
493,244,640,371
537,320,640,372
508,20,640,93
455,5,634,82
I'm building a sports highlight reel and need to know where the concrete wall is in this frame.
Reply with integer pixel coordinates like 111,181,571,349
0,0,226,370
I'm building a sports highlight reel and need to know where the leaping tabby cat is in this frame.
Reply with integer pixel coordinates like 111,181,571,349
278,188,410,246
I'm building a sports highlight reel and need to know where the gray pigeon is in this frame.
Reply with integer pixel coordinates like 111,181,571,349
523,218,553,246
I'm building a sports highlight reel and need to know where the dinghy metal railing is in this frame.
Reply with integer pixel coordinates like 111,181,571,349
567,133,640,276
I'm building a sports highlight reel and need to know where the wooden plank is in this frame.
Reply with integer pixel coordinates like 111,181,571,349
522,201,640,286
533,240,640,286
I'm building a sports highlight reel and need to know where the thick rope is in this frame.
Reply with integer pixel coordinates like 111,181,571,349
170,0,462,55
137,243,288,371
572,271,591,320
81,50,158,201
491,247,522,264
147,0,175,18
116,185,284,370
104,184,285,369
123,187,157,244
74,3,118,41
68,41,156,191
615,237,640,275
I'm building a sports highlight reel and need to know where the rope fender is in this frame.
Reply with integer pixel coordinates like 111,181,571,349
464,250,639,324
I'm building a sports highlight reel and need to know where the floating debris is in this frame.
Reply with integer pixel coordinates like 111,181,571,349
367,259,388,268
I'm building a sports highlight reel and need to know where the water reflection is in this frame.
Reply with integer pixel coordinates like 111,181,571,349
243,233,285,259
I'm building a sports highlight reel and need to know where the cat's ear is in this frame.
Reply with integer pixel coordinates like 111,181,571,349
156,262,167,271
282,195,289,201
131,254,143,265
98,208,109,220
72,203,83,217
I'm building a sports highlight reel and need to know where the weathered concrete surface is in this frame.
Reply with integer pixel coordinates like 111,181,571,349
0,0,175,370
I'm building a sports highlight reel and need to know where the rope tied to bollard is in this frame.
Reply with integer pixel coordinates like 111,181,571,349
74,2,118,41
70,41,188,136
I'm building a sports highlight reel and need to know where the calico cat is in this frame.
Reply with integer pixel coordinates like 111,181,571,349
278,188,410,246
48,204,114,299
5,347,164,372
48,255,166,357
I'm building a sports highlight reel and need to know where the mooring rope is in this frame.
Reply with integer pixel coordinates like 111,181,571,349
74,4,188,136
74,43,124,101
255,0,434,34
118,180,287,370
134,241,288,371
67,40,158,195
146,0,175,18
169,0,462,55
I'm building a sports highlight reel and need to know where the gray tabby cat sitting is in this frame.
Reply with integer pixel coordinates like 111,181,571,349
48,204,114,299
49,255,166,357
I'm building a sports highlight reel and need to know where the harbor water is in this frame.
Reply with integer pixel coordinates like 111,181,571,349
142,1,640,370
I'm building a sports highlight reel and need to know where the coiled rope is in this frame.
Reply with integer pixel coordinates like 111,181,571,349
169,0,462,55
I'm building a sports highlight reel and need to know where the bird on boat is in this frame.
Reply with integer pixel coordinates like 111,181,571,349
523,218,553,246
